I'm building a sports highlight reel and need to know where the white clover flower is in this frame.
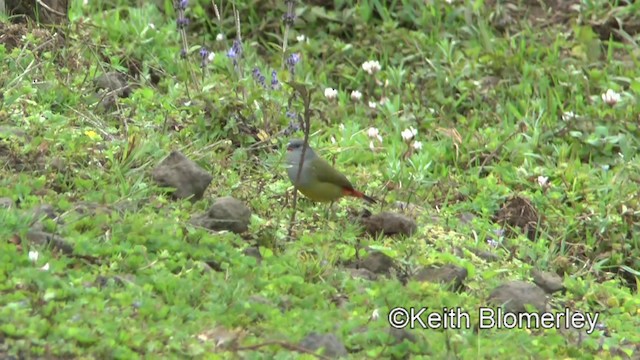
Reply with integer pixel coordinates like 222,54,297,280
148,23,156,30
601,89,621,106
40,263,50,271
562,111,578,121
350,90,362,101
412,141,423,150
28,250,39,263
296,34,306,42
370,308,380,321
537,176,548,187
367,127,382,142
368,101,377,109
339,123,345,131
207,52,215,62
401,127,417,141
216,33,225,42
361,60,382,75
324,87,338,100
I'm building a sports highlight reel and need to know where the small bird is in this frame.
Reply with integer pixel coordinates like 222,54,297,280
286,139,376,204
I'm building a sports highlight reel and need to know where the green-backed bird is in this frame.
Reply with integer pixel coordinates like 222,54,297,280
286,139,376,203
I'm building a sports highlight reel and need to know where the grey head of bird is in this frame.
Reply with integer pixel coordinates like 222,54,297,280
286,139,317,162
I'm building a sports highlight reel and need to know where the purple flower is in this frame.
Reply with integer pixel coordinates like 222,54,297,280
282,13,296,26
180,48,187,58
176,16,189,28
282,0,296,26
286,53,301,76
177,0,188,10
227,39,242,60
271,70,280,89
286,111,297,120
288,53,301,65
252,67,266,88
199,48,209,68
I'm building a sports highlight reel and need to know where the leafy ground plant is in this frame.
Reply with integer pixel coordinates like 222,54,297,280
1,0,640,358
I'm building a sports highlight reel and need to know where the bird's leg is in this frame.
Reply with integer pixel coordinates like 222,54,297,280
325,201,335,220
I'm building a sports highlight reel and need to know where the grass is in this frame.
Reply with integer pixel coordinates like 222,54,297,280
1,0,640,358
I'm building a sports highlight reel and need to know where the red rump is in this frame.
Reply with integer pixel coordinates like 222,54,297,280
342,188,362,197
341,188,376,203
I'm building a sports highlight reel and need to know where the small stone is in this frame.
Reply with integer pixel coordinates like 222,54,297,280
488,280,548,313
152,151,213,201
30,204,58,221
413,264,467,292
387,327,418,345
93,71,131,98
243,247,262,264
0,197,15,209
468,247,500,262
192,197,252,234
413,264,467,291
357,251,395,275
26,229,73,255
531,269,565,294
361,211,417,237
299,333,347,358
347,267,378,281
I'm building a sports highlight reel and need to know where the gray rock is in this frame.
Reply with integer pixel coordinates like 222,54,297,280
387,327,418,345
357,251,395,275
488,280,548,313
243,246,262,264
31,204,58,221
0,197,15,209
95,92,118,113
93,71,131,98
192,197,251,234
347,267,378,281
468,247,500,262
361,211,417,237
26,229,73,255
299,333,347,358
531,269,565,294
413,264,467,291
152,151,213,201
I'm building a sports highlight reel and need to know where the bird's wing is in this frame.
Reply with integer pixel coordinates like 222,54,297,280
311,157,354,190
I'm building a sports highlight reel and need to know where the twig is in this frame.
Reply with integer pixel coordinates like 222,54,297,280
470,124,524,173
35,0,66,17
281,0,295,69
212,0,223,36
286,82,312,239
231,4,246,100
